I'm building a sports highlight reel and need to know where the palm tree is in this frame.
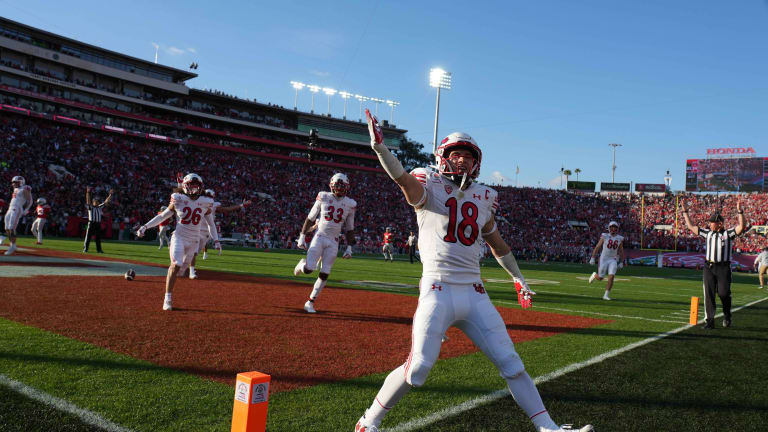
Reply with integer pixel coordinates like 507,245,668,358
575,168,582,181
563,169,572,186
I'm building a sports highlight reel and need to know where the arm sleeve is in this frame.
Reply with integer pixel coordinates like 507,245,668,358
307,199,322,221
205,211,219,242
495,251,526,282
144,208,174,229
727,228,737,239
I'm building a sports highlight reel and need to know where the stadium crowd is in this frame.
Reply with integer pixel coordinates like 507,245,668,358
2,113,768,259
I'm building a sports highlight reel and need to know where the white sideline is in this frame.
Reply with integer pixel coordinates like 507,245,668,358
0,374,134,432
386,296,768,432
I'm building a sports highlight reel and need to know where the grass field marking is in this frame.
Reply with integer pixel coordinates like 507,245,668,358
505,303,686,324
387,295,768,432
0,373,134,432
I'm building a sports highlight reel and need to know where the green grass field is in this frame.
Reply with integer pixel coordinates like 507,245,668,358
1,236,767,432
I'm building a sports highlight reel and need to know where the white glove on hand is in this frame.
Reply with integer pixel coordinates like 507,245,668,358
136,225,147,238
342,245,353,259
589,257,595,265
214,241,222,255
618,261,624,269
296,233,308,250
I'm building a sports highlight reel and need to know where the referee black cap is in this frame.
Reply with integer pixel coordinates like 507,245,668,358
708,213,724,223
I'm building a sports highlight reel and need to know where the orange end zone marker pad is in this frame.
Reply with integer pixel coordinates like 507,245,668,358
689,296,699,325
231,371,271,432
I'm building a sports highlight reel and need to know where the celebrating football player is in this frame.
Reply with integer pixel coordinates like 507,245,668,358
588,221,625,301
30,198,51,245
355,110,593,432
187,189,251,279
293,173,356,314
4,176,33,255
135,173,220,311
382,227,394,261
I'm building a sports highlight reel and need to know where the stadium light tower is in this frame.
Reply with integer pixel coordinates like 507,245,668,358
307,85,320,113
664,170,672,191
290,81,305,110
609,143,622,182
322,87,337,116
339,91,353,119
386,100,400,124
355,94,369,121
429,67,451,154
370,98,384,116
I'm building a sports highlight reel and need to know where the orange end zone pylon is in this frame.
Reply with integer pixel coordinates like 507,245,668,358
231,371,271,432
689,297,699,325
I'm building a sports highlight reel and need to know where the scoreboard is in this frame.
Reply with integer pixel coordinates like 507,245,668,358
685,157,768,192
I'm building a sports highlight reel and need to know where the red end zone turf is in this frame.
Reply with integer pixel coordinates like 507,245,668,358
0,258,610,394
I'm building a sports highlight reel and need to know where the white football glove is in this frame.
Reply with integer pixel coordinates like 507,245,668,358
618,261,624,269
342,245,353,259
136,225,147,238
588,257,595,265
214,241,222,255
296,233,308,250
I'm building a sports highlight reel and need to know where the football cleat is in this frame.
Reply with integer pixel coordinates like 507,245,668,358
163,299,173,311
588,272,597,284
189,269,198,280
294,258,307,276
203,251,208,260
539,425,594,432
354,412,379,432
4,243,17,256
304,300,316,314
602,294,612,301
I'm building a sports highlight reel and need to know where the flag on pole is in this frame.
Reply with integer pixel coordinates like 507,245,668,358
516,166,520,174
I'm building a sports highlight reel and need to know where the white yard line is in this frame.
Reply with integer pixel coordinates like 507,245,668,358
504,303,685,324
386,296,768,432
0,374,134,432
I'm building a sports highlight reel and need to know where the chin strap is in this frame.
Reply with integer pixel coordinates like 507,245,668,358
459,173,469,190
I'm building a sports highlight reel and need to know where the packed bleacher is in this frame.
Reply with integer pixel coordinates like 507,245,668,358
2,113,767,259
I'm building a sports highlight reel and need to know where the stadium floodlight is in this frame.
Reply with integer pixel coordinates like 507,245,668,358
339,91,353,119
290,81,305,110
609,143,623,182
370,97,384,116
664,170,672,191
307,85,321,113
355,94,369,121
386,100,400,124
429,67,452,153
322,87,337,116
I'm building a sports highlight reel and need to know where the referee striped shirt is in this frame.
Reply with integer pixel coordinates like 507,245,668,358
86,204,104,223
699,228,736,263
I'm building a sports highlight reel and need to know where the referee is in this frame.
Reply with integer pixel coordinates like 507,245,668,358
83,186,114,253
681,200,746,329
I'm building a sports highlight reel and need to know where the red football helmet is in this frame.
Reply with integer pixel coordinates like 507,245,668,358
435,132,481,187
182,173,203,196
330,173,350,197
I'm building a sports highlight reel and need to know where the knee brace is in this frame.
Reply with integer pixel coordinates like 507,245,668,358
497,352,526,380
318,272,329,281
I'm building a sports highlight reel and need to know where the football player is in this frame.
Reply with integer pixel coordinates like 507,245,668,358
187,189,251,279
355,110,593,432
588,221,625,300
4,176,33,256
293,173,356,314
382,227,394,261
30,198,51,245
136,174,221,310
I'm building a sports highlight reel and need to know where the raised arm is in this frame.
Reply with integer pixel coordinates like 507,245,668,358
101,189,115,207
366,109,426,207
217,200,252,214
85,186,91,206
734,199,746,235
680,199,699,236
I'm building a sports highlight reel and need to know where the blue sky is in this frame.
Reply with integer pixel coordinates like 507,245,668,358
2,0,767,190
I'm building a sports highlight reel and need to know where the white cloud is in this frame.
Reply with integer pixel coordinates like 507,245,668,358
187,47,197,54
150,42,159,50
489,171,508,185
165,46,186,56
310,70,330,78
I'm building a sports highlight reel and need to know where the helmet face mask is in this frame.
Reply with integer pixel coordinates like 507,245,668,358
182,173,203,197
435,133,481,188
11,176,25,188
608,222,619,234
37,198,46,205
330,173,349,197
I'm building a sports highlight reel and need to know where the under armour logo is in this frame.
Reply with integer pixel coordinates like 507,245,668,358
431,284,442,291
473,283,485,294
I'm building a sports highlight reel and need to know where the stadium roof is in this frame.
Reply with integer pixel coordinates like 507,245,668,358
0,16,197,83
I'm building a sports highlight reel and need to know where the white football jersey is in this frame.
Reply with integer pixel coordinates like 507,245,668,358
199,201,221,239
9,185,31,210
170,193,214,242
307,191,356,239
600,233,624,260
411,167,498,284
